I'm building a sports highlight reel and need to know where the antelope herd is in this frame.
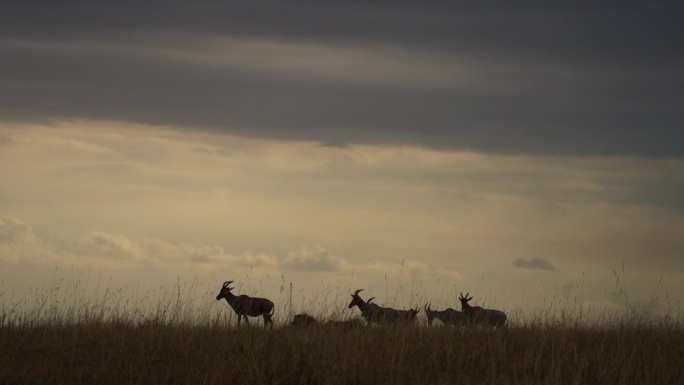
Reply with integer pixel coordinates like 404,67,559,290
216,281,506,328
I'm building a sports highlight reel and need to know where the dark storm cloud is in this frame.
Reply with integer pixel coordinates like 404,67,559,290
1,1,683,156
513,257,556,271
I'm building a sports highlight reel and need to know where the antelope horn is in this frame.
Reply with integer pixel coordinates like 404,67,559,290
352,289,363,296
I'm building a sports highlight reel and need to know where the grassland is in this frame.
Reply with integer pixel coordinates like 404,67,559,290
1,277,683,384
2,319,683,385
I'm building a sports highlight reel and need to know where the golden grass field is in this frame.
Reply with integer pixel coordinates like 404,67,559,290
2,319,683,384
1,276,683,384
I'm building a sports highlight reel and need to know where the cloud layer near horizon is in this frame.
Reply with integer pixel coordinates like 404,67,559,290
0,214,440,276
1,124,683,314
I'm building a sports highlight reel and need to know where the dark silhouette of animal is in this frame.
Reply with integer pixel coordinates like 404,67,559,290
424,303,467,326
291,313,319,327
347,289,376,322
215,281,274,328
400,307,420,322
458,292,507,327
348,289,419,324
290,313,365,329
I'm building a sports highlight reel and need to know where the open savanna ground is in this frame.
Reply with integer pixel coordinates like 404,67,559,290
2,318,683,385
2,273,683,384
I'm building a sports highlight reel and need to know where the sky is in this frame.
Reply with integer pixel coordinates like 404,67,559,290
1,1,683,323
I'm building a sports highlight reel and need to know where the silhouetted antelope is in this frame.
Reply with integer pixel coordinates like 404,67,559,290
216,281,274,328
374,305,418,323
348,289,418,324
347,289,376,323
424,303,467,326
401,307,420,322
458,292,507,327
291,313,319,327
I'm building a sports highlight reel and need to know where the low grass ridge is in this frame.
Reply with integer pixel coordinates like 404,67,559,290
2,273,683,384
2,319,683,385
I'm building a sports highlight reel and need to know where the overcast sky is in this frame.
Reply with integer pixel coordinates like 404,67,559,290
1,2,683,323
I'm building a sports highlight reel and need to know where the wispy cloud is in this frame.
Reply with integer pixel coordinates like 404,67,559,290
0,216,34,243
282,245,348,272
513,257,556,271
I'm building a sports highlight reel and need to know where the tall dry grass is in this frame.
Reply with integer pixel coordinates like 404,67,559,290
2,320,683,384
1,273,683,385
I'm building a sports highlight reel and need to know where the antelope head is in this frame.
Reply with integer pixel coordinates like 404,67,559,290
407,307,419,320
348,289,364,309
216,281,234,301
425,303,434,325
459,292,473,310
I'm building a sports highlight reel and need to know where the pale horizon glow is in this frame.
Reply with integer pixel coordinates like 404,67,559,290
1,122,682,322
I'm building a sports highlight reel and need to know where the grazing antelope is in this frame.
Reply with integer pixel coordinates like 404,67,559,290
216,281,274,328
291,313,319,327
458,292,507,327
424,303,467,326
402,307,420,321
375,306,418,323
348,289,418,324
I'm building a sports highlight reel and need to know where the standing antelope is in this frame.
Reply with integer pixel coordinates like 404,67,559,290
347,289,376,323
458,292,507,327
348,289,419,324
424,303,467,326
216,281,274,328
